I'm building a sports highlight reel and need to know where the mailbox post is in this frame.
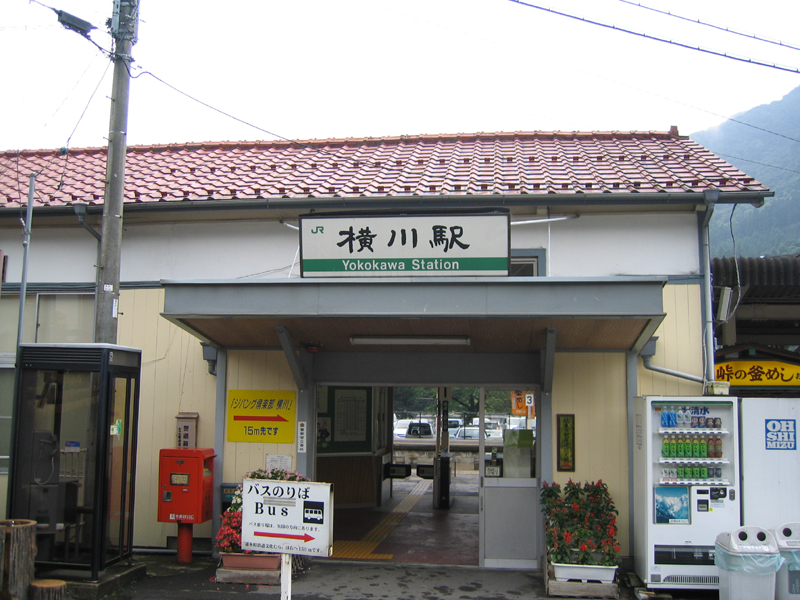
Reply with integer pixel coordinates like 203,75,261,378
157,447,216,564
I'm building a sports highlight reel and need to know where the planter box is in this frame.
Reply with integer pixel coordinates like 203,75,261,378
545,560,619,598
219,552,281,570
551,562,617,583
215,567,281,585
216,553,282,585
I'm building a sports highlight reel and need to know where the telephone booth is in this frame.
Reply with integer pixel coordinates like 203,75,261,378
7,343,141,580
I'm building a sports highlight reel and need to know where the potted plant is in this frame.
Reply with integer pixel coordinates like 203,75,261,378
216,467,310,571
540,480,621,584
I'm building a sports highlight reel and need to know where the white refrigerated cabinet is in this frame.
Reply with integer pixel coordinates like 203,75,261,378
633,396,741,590
739,396,800,529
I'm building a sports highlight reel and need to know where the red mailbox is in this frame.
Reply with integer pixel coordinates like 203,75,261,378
157,447,216,524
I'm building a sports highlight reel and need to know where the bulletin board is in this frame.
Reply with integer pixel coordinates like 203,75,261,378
316,386,373,454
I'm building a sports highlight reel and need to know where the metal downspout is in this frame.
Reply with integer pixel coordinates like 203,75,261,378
76,210,102,242
641,355,705,384
701,190,718,383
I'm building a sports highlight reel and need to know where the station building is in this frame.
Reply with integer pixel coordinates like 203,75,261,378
0,130,772,568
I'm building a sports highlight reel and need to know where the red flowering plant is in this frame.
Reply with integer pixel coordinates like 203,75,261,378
215,467,310,554
540,480,621,567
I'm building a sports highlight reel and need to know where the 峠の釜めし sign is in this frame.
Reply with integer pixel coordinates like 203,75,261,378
299,213,509,277
241,478,333,557
715,360,800,387
227,390,296,443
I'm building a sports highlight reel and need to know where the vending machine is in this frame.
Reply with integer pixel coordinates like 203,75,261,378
633,396,741,590
739,396,800,529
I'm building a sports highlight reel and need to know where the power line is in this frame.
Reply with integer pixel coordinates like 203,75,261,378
137,66,800,177
616,0,800,53
709,151,800,175
507,0,800,74
63,61,112,150
136,69,444,171
376,1,800,148
136,71,290,143
55,60,113,191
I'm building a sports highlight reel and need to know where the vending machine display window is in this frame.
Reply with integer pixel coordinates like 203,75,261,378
654,486,690,524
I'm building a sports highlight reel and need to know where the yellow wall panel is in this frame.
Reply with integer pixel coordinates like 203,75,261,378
224,350,298,487
117,288,217,547
551,352,630,555
638,284,704,397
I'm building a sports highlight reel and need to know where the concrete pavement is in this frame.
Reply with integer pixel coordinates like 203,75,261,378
112,554,545,600
104,553,721,600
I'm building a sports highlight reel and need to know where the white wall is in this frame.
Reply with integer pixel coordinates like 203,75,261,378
0,212,699,283
511,213,700,276
0,220,301,283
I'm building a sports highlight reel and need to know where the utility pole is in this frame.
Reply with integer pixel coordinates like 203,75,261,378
95,0,138,344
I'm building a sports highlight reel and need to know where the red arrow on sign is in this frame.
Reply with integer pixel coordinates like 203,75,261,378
233,415,288,422
255,531,315,543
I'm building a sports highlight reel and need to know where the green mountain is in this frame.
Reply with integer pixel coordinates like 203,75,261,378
691,85,800,257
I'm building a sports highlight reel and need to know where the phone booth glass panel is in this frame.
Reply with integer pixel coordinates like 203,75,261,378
8,344,141,580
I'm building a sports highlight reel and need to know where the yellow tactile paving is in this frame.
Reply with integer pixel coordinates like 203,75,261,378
331,479,431,560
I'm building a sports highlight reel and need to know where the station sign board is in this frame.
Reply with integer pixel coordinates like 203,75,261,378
241,478,333,557
300,213,509,277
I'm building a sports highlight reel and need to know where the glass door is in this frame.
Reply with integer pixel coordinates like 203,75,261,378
104,375,137,563
478,387,540,569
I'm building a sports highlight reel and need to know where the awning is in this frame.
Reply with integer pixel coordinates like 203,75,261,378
161,276,666,355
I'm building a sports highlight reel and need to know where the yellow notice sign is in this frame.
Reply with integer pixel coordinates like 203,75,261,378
227,390,296,443
716,361,800,387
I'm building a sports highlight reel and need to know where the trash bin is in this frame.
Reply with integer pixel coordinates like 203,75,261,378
771,523,800,600
715,526,784,600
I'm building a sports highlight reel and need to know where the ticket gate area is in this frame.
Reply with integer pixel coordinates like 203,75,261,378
387,388,453,509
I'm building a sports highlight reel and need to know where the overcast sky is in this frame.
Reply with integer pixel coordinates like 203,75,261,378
2,0,799,152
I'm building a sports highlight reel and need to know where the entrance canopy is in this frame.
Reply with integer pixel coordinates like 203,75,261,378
161,276,666,355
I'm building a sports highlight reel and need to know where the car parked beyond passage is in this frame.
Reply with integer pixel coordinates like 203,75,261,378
450,425,488,440
394,419,414,438
405,421,433,438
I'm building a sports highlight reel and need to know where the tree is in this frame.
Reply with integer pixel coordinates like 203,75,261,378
393,386,519,423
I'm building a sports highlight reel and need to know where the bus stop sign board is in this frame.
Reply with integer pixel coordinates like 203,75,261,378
241,478,333,557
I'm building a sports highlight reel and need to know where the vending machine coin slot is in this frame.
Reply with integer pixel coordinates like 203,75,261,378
710,487,727,500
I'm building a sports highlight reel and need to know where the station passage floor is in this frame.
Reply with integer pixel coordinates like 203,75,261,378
331,471,479,565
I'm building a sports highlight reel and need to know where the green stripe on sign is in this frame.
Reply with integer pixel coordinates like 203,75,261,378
303,257,508,273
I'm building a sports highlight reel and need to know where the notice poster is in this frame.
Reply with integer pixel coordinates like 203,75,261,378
317,386,373,454
654,486,690,524
333,388,368,442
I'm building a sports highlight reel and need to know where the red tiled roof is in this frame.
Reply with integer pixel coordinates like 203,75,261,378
0,131,769,209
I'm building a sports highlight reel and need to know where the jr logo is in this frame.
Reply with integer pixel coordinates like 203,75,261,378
311,226,324,234
765,419,796,450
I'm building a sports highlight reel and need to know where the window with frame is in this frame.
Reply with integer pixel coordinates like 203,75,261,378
510,249,545,277
0,293,94,351
0,355,14,473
